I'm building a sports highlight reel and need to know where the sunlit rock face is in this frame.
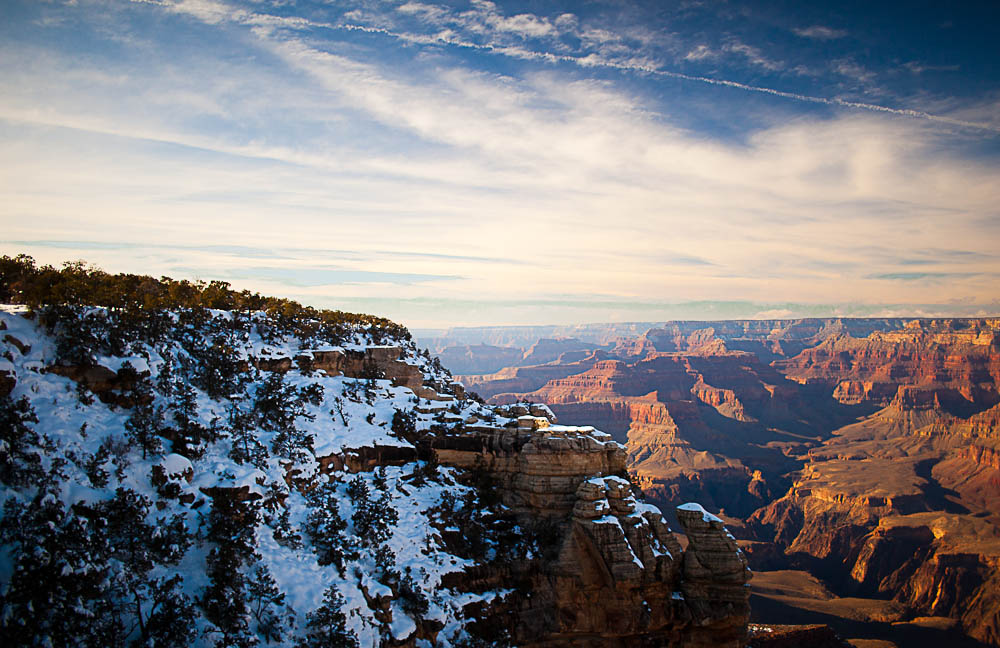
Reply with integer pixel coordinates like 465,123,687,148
451,318,1000,644
431,414,751,647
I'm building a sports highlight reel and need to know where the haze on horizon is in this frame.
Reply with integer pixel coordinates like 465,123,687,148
1,0,999,328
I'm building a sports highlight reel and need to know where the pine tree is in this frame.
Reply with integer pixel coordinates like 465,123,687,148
138,575,198,648
303,482,354,576
201,490,261,648
228,400,267,469
195,333,242,399
347,475,398,549
92,488,195,647
255,372,313,460
296,586,359,648
124,391,164,460
169,379,209,458
0,393,42,487
84,442,111,487
0,488,122,647
247,563,290,644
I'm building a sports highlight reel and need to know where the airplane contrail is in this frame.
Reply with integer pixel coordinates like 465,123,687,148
146,0,998,135
335,22,999,135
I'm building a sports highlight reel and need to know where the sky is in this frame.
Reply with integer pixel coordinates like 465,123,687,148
1,0,999,328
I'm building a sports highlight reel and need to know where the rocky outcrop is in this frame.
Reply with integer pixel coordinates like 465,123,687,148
429,418,751,647
255,346,460,399
852,514,1000,645
45,363,121,393
676,503,752,643
750,459,1000,645
432,420,631,516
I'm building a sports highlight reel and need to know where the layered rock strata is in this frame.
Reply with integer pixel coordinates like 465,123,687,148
430,415,751,647
750,463,1000,645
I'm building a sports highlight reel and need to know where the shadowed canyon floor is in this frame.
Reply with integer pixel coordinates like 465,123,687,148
421,318,1000,646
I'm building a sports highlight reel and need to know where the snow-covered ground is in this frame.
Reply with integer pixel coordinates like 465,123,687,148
0,305,520,647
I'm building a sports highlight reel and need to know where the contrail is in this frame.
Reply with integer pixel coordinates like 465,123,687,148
335,22,999,135
643,69,998,133
146,0,998,135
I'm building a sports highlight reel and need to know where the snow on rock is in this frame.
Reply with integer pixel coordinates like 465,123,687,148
159,453,193,478
677,502,723,524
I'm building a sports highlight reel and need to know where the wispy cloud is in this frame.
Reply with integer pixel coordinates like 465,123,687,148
684,44,716,62
138,0,1000,134
723,41,784,72
182,266,462,287
324,9,997,133
904,61,961,74
793,25,848,40
866,272,985,281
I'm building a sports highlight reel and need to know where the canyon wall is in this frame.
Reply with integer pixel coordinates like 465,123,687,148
429,410,752,647
453,318,1000,645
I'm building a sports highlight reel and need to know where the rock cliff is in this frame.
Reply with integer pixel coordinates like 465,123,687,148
428,413,751,646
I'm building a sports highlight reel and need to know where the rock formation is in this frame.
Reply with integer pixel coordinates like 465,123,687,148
429,412,752,647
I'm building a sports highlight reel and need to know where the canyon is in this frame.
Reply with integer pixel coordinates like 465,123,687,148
425,318,1000,647
4,252,998,647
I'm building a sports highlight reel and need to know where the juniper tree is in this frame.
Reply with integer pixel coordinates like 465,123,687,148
0,393,42,487
296,586,359,648
246,563,291,644
255,371,314,460
303,482,355,576
201,489,261,648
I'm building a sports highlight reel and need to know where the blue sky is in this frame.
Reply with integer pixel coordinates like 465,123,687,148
1,0,999,327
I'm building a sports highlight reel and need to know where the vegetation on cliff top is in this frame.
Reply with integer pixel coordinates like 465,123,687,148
0,255,524,648
0,254,410,345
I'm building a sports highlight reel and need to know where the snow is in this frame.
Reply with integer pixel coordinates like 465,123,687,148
390,603,416,640
97,355,149,374
591,515,623,527
361,573,392,599
159,453,192,477
677,502,723,523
